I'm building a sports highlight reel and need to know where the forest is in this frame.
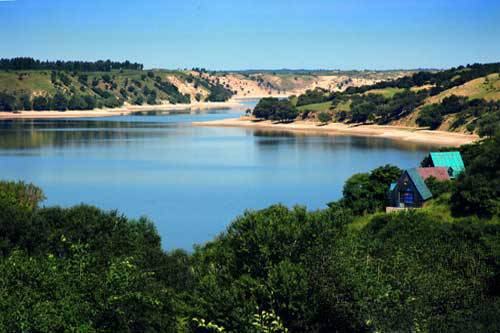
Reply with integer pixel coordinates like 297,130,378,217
0,127,498,332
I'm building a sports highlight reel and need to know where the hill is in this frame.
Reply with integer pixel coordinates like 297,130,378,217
0,58,413,112
288,62,500,136
0,60,235,111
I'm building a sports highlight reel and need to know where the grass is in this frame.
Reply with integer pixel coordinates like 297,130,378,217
349,193,459,231
297,101,332,112
364,87,404,98
0,69,204,105
425,73,500,105
334,99,352,112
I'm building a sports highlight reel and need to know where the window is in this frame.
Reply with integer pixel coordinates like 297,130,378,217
403,190,414,204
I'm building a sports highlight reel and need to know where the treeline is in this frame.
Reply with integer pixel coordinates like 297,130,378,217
1,130,498,331
252,97,298,122
0,57,143,72
346,62,500,94
0,91,107,111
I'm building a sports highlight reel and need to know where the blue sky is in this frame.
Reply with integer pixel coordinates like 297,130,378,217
0,0,499,70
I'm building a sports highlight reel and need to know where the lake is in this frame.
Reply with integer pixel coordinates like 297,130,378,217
0,101,440,250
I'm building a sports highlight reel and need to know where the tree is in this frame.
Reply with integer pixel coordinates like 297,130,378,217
19,94,32,110
340,165,402,214
50,92,68,111
253,98,298,122
146,94,156,105
351,101,375,123
32,96,49,111
134,96,144,105
68,95,87,110
451,135,500,217
0,92,16,111
317,111,332,124
416,105,443,129
83,95,96,109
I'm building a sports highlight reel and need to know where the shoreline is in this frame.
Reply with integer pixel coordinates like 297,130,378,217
193,117,479,146
0,100,245,120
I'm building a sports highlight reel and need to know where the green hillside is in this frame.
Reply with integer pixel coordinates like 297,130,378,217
0,58,234,111
289,62,500,135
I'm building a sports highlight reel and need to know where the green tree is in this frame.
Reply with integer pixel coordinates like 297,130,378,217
50,92,68,111
68,95,87,110
32,96,49,111
317,111,332,124
0,92,16,111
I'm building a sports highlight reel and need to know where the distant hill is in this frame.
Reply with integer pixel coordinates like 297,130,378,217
0,58,412,111
292,62,500,135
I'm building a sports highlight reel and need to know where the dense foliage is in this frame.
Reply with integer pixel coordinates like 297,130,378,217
253,97,299,122
0,57,143,71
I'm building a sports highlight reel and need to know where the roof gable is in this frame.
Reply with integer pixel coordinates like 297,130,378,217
416,167,451,181
429,151,465,178
406,168,433,200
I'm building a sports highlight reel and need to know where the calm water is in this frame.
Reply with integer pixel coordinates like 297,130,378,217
0,101,440,249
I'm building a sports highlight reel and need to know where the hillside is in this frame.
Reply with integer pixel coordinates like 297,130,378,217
0,58,413,112
289,63,500,136
210,70,411,98
0,67,234,112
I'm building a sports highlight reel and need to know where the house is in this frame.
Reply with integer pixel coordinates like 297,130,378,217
423,151,465,178
388,151,465,210
388,167,450,208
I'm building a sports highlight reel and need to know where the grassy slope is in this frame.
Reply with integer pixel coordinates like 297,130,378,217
0,69,220,107
426,73,500,104
297,101,332,112
364,87,404,98
350,193,500,231
392,73,500,129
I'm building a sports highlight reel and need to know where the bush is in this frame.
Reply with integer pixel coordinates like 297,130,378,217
32,96,49,111
50,92,68,111
0,91,17,111
416,105,443,129
317,111,332,124
253,97,298,122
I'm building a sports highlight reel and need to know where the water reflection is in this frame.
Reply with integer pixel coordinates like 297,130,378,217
251,129,437,151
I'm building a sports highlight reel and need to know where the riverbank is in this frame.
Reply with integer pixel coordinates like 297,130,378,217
0,100,244,120
193,117,479,146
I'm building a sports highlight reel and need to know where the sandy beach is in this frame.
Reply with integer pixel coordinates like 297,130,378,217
193,117,479,146
0,100,244,120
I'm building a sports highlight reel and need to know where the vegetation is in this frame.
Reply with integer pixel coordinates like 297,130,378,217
317,111,332,124
253,97,298,122
1,130,499,332
291,62,499,134
0,57,143,71
0,58,235,112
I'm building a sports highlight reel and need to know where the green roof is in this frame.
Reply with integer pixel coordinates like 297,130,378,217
407,168,433,200
430,151,465,178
